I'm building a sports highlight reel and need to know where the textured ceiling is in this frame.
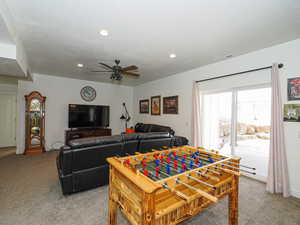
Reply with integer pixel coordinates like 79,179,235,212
2,0,300,86
0,14,26,78
0,14,13,44
0,57,25,77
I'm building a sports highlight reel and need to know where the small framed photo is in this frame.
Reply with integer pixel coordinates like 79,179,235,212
287,77,300,101
283,104,300,122
151,96,161,115
139,99,149,114
163,96,178,114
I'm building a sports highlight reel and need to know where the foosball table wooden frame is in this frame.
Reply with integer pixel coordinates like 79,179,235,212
107,146,241,225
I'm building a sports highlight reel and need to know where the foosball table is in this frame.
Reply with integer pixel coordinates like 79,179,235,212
107,146,255,225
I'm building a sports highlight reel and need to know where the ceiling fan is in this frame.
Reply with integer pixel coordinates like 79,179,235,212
91,59,140,81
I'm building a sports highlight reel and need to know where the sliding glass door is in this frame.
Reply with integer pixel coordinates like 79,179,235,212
202,91,232,151
235,87,271,180
202,86,271,181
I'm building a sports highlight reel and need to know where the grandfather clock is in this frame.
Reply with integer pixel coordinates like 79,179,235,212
24,91,46,155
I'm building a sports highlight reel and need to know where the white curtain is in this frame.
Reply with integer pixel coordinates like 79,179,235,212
266,63,290,197
192,82,202,146
202,94,220,149
202,92,232,150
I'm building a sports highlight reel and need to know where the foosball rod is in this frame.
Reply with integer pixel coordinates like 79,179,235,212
138,167,191,201
153,150,222,176
138,152,221,182
143,160,218,191
147,151,240,178
189,158,239,176
158,157,221,182
156,158,217,189
151,164,218,203
179,147,255,170
174,151,255,175
134,151,232,178
166,151,224,176
195,155,256,175
193,155,255,175
174,178,218,203
197,152,256,170
171,153,242,176
116,153,223,178
128,152,235,178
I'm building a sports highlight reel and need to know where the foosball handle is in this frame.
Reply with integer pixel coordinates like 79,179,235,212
171,189,190,201
162,183,189,201
195,189,218,203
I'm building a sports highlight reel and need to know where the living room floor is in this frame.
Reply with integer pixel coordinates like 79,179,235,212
1,149,300,225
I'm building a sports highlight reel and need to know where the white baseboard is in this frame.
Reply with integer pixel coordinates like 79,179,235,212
242,173,267,183
291,188,300,199
242,174,300,199
0,145,15,148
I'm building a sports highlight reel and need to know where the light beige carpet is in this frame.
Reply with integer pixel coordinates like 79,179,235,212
0,149,300,225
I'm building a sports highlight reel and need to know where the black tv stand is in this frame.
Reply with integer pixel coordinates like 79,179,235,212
65,128,112,144
69,127,108,131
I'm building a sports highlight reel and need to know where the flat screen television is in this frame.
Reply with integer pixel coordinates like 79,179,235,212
68,104,109,128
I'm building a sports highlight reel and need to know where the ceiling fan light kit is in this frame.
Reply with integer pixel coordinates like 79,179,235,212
91,59,140,81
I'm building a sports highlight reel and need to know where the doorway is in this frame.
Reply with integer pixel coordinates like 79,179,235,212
0,94,17,148
202,86,271,181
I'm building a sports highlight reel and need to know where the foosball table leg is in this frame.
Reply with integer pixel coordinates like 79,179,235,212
228,175,239,225
108,166,117,225
142,193,155,225
108,198,118,225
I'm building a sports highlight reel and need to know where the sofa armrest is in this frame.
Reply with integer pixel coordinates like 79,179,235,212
58,146,73,175
172,136,189,146
60,145,71,150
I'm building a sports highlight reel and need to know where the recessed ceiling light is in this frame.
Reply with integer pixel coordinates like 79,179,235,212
99,29,109,36
77,63,84,68
169,53,176,58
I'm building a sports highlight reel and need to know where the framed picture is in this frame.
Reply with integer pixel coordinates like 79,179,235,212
163,96,178,114
287,77,300,100
283,104,300,122
151,96,161,115
139,99,149,114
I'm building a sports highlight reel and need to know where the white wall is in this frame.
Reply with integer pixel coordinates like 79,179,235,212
0,42,16,59
0,83,17,93
133,38,300,198
0,83,17,147
17,74,133,154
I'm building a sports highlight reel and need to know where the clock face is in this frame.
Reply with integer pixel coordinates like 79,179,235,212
80,86,96,102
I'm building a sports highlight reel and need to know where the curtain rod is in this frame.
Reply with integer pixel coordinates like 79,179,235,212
196,63,284,83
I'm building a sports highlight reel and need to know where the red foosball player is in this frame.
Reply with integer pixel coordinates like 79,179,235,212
144,168,149,177
142,159,147,169
174,160,178,170
166,157,171,164
160,155,164,164
155,166,160,178
124,159,130,166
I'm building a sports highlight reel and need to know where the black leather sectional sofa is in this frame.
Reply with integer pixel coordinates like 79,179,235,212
57,132,188,195
134,123,175,135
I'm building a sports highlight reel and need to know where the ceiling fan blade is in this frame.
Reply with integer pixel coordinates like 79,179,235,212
98,63,113,69
123,71,141,77
121,65,138,72
90,70,112,72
